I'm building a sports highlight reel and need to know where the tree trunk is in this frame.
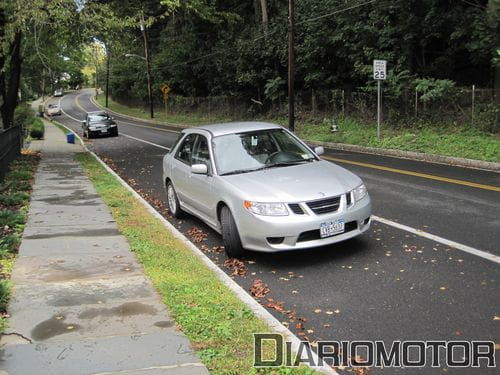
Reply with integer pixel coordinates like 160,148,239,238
259,0,269,35
1,31,23,130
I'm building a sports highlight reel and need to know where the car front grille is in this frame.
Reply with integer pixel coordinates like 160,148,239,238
288,203,304,215
306,196,341,215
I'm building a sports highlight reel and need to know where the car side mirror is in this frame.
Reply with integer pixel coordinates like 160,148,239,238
81,121,86,125
314,146,324,156
191,164,208,175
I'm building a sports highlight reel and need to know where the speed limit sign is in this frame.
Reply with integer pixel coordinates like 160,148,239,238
373,60,387,80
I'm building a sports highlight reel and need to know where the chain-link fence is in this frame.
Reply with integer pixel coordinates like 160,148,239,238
115,86,499,133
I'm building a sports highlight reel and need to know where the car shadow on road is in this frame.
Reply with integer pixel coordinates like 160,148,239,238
246,237,370,269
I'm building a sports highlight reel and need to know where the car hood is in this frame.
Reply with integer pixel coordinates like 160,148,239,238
221,160,362,202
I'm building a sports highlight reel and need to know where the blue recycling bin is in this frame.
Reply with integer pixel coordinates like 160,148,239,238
66,132,75,144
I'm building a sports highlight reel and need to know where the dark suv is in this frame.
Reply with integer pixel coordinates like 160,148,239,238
82,111,118,138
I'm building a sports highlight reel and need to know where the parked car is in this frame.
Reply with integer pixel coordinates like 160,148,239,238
82,111,118,138
46,103,61,116
162,122,371,258
53,89,63,97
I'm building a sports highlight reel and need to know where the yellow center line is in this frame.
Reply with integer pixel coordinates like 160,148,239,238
322,156,500,192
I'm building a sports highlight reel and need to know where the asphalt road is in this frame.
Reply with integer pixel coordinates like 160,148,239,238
50,89,499,373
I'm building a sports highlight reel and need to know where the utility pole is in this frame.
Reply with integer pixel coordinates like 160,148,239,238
140,13,154,119
105,44,110,108
288,0,295,132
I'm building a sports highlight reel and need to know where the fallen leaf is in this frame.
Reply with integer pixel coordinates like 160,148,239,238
250,279,269,297
223,258,247,276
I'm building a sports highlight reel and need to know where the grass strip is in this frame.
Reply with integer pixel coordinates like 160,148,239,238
0,150,40,333
96,95,499,163
76,152,317,375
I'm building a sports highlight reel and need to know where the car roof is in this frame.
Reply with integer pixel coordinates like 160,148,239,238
186,121,282,137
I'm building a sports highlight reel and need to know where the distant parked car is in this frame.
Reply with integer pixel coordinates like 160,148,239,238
46,103,61,116
82,111,118,138
53,89,63,97
162,121,371,258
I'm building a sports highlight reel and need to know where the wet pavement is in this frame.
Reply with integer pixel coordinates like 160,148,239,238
0,121,209,375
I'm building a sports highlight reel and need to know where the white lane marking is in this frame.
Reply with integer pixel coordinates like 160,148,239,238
373,215,500,264
121,134,170,151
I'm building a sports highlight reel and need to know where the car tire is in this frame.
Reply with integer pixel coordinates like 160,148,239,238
166,181,183,218
220,206,245,258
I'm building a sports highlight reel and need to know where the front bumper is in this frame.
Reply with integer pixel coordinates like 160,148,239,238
236,194,371,252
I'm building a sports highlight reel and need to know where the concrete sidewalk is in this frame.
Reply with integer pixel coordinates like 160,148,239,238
0,122,209,375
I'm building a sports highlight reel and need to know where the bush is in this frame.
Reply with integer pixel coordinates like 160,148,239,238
14,103,34,129
0,193,30,206
29,118,44,139
0,280,11,312
0,210,25,228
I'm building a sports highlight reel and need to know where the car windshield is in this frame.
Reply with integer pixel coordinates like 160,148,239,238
212,129,316,176
89,114,110,123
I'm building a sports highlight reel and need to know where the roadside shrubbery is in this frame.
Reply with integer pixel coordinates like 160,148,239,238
0,151,39,333
29,118,45,139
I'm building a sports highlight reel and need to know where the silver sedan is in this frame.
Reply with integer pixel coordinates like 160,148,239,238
162,122,371,258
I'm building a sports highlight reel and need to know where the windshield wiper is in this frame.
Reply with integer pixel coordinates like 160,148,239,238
219,166,267,176
265,158,315,168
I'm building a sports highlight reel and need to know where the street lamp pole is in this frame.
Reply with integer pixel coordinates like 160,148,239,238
140,14,154,119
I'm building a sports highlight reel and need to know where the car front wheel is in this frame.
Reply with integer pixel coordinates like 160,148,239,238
220,206,245,258
166,182,183,218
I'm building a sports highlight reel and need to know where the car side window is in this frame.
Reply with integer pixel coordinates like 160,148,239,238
175,134,197,165
191,135,211,170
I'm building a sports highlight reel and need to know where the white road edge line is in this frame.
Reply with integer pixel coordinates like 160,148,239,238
121,134,170,151
372,215,500,264
55,121,337,375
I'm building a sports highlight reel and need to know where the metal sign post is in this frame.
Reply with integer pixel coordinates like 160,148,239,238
373,60,386,139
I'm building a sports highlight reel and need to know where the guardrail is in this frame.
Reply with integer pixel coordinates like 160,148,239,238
0,126,22,181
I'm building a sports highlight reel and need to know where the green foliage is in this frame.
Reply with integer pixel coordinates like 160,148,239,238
13,103,34,129
0,281,11,312
0,193,30,207
264,77,285,102
0,210,25,228
413,78,457,103
29,118,45,139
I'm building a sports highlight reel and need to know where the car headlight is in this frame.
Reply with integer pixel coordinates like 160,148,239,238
352,183,367,202
109,124,117,127
244,201,289,216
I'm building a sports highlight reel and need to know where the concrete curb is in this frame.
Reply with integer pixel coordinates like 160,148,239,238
54,120,337,375
91,96,500,173
307,140,500,172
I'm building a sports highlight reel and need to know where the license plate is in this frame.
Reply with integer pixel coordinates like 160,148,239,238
320,219,345,238
101,129,108,133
